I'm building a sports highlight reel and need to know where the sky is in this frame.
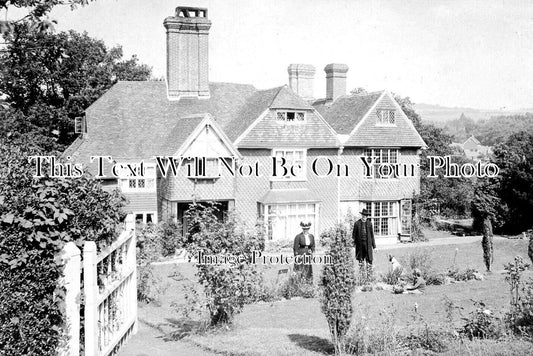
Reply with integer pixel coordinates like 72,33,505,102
6,0,533,110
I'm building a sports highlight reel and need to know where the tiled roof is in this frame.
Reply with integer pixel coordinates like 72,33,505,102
343,92,426,148
224,87,282,142
312,92,383,134
235,85,338,148
270,86,314,110
69,81,257,167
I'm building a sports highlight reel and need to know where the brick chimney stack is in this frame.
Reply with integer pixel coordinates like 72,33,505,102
287,64,316,101
163,7,211,100
324,63,349,103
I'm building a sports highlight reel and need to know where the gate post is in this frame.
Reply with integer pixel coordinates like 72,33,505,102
83,241,98,356
59,242,81,356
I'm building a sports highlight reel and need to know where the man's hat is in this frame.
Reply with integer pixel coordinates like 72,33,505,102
360,208,371,216
300,221,312,229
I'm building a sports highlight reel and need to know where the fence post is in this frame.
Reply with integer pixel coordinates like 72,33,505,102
84,241,98,356
125,214,138,334
59,242,81,356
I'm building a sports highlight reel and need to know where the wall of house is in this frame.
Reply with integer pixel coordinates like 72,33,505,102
234,148,339,237
159,159,236,202
99,179,158,218
339,148,420,201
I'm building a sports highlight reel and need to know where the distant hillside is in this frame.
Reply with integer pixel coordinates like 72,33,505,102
413,103,532,123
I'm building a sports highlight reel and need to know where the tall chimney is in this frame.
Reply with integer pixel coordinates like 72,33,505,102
163,7,211,100
287,64,316,101
324,63,349,103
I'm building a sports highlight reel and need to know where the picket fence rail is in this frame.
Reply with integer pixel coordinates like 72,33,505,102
60,214,137,356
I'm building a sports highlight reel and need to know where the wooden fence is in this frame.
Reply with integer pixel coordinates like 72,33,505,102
60,214,137,356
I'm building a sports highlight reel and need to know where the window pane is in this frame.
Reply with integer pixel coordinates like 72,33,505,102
138,179,146,188
389,111,395,124
374,203,380,217
286,151,294,161
129,180,136,188
287,112,295,121
381,219,389,235
277,112,285,121
146,179,155,189
296,112,305,121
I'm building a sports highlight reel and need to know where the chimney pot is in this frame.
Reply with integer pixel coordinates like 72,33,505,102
324,63,349,103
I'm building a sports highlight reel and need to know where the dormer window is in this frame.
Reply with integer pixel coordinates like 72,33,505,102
74,116,87,134
276,110,306,123
376,109,396,125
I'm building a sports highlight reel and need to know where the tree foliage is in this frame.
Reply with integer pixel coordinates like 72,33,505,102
396,93,475,219
0,24,151,150
0,137,126,354
183,203,265,326
0,0,94,36
320,224,356,355
443,112,533,146
491,131,533,233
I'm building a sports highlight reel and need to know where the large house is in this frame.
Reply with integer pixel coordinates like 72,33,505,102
66,6,426,245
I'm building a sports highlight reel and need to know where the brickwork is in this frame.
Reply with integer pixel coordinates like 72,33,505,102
164,8,211,99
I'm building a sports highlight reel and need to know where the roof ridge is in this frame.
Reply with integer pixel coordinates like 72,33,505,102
266,86,286,107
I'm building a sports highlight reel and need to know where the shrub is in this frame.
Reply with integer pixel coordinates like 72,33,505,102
264,238,293,253
461,301,503,340
345,308,399,355
504,256,533,335
510,278,533,335
401,248,444,285
180,203,265,326
447,267,480,281
319,224,356,355
0,140,126,355
279,272,317,299
381,267,403,285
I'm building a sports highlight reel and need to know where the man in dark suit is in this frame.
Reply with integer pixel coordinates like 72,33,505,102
293,221,315,281
352,208,376,283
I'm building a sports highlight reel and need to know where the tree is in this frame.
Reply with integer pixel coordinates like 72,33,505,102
320,224,356,355
471,177,507,271
491,131,533,233
0,136,126,354
0,24,151,150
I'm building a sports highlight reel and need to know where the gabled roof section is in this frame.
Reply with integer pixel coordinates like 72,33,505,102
171,113,242,159
312,92,383,134
269,85,314,110
233,86,338,148
344,91,426,148
464,135,480,145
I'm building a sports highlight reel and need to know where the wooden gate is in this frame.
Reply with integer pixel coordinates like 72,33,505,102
83,215,138,356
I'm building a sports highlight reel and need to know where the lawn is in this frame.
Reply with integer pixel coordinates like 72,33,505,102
122,234,533,355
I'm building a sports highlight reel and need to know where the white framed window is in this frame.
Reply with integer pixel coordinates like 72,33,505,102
276,110,306,123
364,201,398,237
264,203,318,240
134,211,157,225
376,109,396,125
186,157,222,179
363,148,399,179
272,149,306,180
119,164,156,192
